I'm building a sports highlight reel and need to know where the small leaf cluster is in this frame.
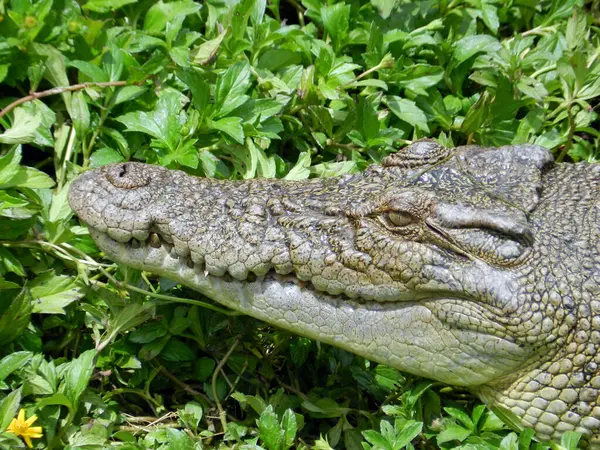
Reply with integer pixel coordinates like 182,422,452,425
0,0,598,448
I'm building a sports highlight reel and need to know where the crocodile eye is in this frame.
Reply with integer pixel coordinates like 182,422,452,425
387,211,415,227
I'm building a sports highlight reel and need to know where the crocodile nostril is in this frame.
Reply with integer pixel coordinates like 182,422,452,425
118,164,128,177
106,162,151,189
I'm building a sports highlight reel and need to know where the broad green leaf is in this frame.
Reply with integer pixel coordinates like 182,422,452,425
193,357,215,382
444,407,474,429
490,405,524,432
539,0,583,26
436,425,472,444
452,35,501,66
281,409,297,449
110,86,147,106
371,0,397,18
499,432,519,450
29,272,87,314
321,3,350,52
0,107,42,144
258,405,283,450
160,338,196,361
384,96,430,132
214,62,252,118
0,352,32,382
192,30,227,66
72,91,90,138
0,288,32,346
165,428,195,450
182,401,203,427
144,0,201,34
284,152,311,180
394,420,422,448
0,388,21,431
69,60,108,82
481,1,499,33
90,147,125,167
0,166,55,189
35,392,72,410
0,147,21,186
117,89,186,151
129,321,169,344
60,349,97,407
208,117,244,144
361,429,393,450
83,0,137,13
356,97,379,142
560,431,582,450
30,43,71,112
0,247,25,276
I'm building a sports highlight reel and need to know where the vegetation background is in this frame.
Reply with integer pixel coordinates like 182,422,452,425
0,0,599,448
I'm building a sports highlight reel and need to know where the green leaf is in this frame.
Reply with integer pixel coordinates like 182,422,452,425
321,3,350,52
83,0,137,13
193,357,215,381
436,425,472,444
208,117,244,144
452,35,501,66
0,107,43,144
29,272,87,314
371,0,397,18
284,152,311,180
69,60,108,82
560,431,582,450
0,147,21,186
192,29,227,66
111,86,147,106
0,247,25,276
490,404,525,432
362,429,393,450
481,1,499,33
356,97,380,142
90,147,125,167
129,321,169,344
280,409,297,450
0,166,55,189
0,352,32,382
0,288,32,346
181,401,203,428
499,432,519,450
393,420,423,448
72,91,90,138
165,428,195,450
117,89,186,151
160,338,196,361
258,405,283,450
444,407,474,429
144,0,202,34
0,388,21,431
213,62,252,118
60,349,97,407
384,96,430,132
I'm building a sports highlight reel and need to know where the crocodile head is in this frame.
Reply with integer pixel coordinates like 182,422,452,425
69,140,600,444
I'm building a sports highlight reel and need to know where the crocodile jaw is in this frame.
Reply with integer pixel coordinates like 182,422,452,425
90,227,530,387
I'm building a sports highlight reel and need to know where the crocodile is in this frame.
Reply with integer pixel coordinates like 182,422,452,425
68,140,600,446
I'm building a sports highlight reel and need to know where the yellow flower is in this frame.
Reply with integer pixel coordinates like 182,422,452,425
6,409,43,448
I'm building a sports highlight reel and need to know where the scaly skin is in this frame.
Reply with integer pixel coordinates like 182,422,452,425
68,141,600,446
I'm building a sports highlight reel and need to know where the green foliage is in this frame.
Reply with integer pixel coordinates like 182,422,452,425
0,0,598,448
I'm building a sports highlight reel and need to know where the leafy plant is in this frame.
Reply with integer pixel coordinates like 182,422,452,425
0,0,598,448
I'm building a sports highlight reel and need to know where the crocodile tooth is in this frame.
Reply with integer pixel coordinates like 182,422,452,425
149,232,161,248
130,239,140,249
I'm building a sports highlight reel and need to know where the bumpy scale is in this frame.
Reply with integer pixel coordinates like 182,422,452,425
68,140,600,446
